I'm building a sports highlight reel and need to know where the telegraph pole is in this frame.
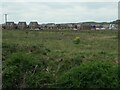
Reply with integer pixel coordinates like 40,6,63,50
4,14,7,24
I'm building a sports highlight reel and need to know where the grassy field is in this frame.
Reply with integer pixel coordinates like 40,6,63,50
2,29,119,88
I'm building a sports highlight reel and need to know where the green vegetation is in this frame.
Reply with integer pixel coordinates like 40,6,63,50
73,36,80,44
57,60,118,88
2,30,119,88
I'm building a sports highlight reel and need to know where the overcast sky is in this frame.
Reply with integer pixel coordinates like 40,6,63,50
1,1,119,24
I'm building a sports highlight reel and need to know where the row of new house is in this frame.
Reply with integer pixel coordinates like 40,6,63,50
1,21,118,30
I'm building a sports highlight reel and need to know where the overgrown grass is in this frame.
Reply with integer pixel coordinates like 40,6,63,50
2,30,118,88
57,60,119,88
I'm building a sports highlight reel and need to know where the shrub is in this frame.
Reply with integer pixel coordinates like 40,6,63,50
73,36,80,44
57,60,119,88
2,52,43,88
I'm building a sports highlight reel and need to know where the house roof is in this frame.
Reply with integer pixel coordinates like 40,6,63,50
6,22,14,23
18,22,26,23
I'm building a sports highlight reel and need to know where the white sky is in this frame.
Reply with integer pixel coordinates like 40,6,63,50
1,0,120,2
0,0,119,24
